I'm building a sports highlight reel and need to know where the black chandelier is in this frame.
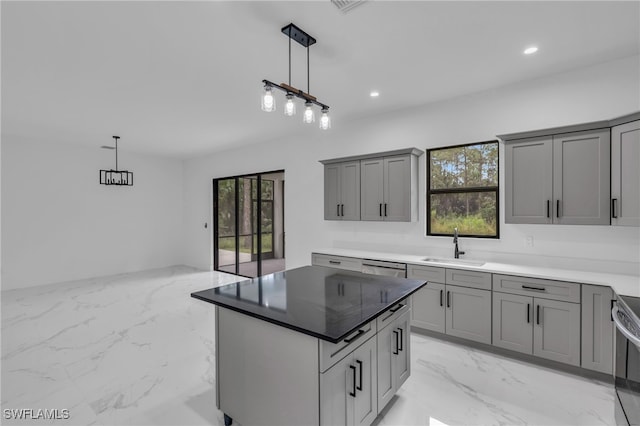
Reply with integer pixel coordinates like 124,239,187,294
261,23,331,130
100,136,133,186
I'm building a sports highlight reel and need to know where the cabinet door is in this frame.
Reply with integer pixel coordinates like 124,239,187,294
581,285,614,374
504,137,553,224
394,311,411,390
340,162,361,221
320,353,351,426
360,159,384,221
553,129,610,225
611,120,640,226
492,292,533,355
445,285,492,344
411,283,445,333
325,164,341,220
533,298,581,366
352,337,377,426
376,319,395,412
383,155,412,222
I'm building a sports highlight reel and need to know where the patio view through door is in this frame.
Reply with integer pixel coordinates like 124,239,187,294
213,170,285,278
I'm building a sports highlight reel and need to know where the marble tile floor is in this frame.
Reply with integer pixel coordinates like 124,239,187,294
1,266,616,426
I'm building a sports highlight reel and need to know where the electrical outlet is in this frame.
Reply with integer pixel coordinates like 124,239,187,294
525,236,534,247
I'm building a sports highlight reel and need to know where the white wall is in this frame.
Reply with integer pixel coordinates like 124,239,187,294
183,55,640,276
1,138,184,289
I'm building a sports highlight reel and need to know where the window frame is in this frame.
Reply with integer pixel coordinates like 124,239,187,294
426,140,500,239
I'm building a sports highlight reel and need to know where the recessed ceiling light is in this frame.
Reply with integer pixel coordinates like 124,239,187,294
524,46,538,55
370,91,380,98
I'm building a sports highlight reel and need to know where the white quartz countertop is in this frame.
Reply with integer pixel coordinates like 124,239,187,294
312,248,640,298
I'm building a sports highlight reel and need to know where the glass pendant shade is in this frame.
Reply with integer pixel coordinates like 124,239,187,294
284,94,296,116
303,102,315,124
319,109,331,130
261,86,276,112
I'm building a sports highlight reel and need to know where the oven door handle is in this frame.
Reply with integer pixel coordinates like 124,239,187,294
612,305,640,348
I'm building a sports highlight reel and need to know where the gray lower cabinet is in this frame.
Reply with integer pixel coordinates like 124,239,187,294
312,253,363,272
377,310,410,411
492,292,533,354
611,119,640,226
446,285,492,344
324,161,360,221
504,128,611,225
410,265,491,344
533,298,581,365
320,336,377,426
581,284,614,374
492,292,581,366
411,282,445,333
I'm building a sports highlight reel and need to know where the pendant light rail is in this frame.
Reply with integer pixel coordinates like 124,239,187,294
262,79,328,110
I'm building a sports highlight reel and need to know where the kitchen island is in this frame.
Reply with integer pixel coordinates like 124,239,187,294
191,265,427,426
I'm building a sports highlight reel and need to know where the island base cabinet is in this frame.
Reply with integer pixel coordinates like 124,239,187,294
534,298,581,366
377,311,410,411
216,307,320,426
320,336,378,426
445,285,492,345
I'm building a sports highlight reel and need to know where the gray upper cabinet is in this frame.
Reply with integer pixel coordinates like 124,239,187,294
360,155,415,222
360,158,384,221
505,136,553,224
382,156,413,222
504,129,610,225
611,119,640,226
324,161,360,221
553,129,610,225
321,148,422,222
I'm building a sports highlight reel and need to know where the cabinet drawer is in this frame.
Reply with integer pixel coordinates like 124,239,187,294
492,274,580,303
445,269,492,290
377,299,409,331
319,321,376,373
312,253,363,272
407,264,445,283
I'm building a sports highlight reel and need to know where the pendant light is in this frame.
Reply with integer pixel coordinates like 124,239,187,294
261,84,276,112
261,23,331,129
100,136,133,186
319,107,331,130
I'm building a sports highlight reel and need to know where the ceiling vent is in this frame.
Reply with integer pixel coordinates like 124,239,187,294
331,0,368,13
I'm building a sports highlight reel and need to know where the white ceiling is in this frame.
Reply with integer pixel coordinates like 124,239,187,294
2,1,639,159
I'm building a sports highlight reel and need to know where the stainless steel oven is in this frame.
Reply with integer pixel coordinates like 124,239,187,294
613,295,640,426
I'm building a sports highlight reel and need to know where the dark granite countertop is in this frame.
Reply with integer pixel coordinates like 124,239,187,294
191,265,427,343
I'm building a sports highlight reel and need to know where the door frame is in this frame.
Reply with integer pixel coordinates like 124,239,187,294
213,169,284,278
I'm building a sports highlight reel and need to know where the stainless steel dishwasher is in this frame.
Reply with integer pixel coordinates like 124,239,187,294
361,259,407,278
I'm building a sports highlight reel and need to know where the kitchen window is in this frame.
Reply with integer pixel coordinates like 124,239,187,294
427,140,499,238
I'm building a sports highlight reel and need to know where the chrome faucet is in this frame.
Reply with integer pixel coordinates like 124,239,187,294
453,227,465,259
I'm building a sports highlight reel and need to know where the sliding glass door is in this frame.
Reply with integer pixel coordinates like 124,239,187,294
214,171,285,278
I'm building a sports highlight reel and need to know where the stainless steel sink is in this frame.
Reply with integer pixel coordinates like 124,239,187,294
421,257,485,267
